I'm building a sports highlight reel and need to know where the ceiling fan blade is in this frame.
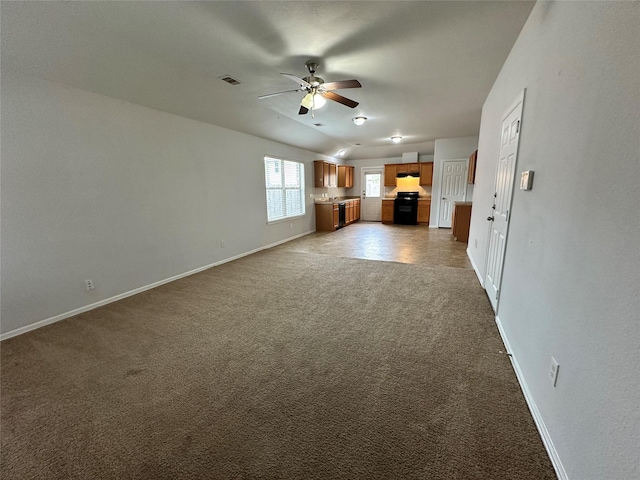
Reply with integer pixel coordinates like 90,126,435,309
258,89,302,100
281,73,312,88
320,79,362,90
321,91,359,109
298,105,309,115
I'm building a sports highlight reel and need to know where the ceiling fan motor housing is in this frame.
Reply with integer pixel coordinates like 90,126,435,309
303,75,324,87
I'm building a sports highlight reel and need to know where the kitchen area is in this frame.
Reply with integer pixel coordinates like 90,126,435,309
314,147,477,245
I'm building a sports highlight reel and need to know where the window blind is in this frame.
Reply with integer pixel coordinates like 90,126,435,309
264,156,305,222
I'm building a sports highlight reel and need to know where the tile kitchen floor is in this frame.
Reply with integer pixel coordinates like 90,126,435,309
274,222,473,269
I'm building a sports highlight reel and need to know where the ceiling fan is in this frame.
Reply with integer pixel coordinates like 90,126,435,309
259,61,362,116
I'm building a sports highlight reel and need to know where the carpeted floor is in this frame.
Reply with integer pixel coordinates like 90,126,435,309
1,237,557,479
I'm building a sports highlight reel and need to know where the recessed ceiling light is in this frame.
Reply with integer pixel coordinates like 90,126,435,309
352,116,367,126
391,136,403,144
337,149,347,156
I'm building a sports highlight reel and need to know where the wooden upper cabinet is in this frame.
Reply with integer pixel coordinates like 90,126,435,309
419,163,434,186
396,163,409,174
384,164,397,186
329,163,337,187
338,165,355,188
314,160,338,187
314,161,323,187
468,150,478,184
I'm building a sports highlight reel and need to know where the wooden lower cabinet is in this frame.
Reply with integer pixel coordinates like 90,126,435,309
417,199,431,224
382,200,394,224
452,202,472,243
316,203,335,231
316,199,361,231
346,202,353,225
344,198,360,225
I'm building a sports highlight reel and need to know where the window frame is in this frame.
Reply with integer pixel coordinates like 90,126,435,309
264,155,306,224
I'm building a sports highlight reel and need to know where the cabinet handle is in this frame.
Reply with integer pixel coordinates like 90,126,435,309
487,216,494,221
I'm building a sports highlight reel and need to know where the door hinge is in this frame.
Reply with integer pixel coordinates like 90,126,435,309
516,120,520,134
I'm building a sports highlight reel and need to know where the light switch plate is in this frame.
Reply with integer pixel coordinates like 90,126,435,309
549,356,559,387
520,170,534,190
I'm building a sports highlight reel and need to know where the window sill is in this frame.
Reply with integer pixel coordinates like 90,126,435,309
267,214,306,226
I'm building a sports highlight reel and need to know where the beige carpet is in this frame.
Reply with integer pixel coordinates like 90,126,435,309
1,248,556,479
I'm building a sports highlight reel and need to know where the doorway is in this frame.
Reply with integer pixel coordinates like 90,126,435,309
437,160,467,228
485,90,525,311
361,168,383,221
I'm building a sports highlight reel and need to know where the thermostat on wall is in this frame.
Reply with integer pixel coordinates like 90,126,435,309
520,170,534,190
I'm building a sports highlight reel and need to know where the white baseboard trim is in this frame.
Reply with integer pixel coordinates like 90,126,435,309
494,315,569,480
0,230,314,341
466,248,484,287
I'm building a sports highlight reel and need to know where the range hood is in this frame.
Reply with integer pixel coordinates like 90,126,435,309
397,171,420,178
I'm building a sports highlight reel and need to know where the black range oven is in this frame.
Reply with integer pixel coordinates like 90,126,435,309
394,191,419,225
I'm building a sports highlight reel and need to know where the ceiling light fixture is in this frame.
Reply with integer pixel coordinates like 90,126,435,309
337,149,347,156
352,116,367,126
301,92,326,110
391,136,403,144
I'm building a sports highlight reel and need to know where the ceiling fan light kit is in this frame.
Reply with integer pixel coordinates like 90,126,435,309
301,92,326,110
259,61,362,116
391,136,403,144
352,116,367,126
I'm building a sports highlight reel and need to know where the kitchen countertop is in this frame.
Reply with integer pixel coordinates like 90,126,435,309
316,196,431,204
314,196,361,204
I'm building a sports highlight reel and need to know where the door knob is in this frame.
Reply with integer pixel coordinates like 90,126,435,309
487,216,494,221
442,197,446,200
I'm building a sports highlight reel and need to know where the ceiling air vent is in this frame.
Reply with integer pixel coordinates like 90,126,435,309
219,75,241,86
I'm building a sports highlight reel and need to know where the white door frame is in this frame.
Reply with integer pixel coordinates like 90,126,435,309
484,89,525,311
435,158,468,228
361,167,384,221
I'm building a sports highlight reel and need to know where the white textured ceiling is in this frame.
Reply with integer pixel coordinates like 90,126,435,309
1,1,534,160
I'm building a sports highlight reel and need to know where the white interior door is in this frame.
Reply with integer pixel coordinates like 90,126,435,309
485,91,525,311
361,168,383,221
438,160,467,228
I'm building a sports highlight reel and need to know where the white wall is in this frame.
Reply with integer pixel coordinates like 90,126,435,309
0,72,334,336
431,136,478,226
468,2,640,479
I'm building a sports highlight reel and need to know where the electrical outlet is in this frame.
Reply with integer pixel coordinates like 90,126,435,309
220,240,226,248
290,222,293,229
474,239,478,248
85,279,95,291
549,357,559,387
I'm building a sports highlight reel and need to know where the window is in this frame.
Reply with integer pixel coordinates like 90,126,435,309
364,172,382,198
264,156,305,222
